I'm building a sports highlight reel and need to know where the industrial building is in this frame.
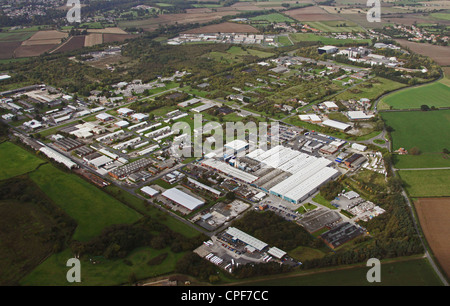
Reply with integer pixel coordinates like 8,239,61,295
318,45,338,54
141,186,159,197
225,227,268,252
108,158,152,179
245,145,340,204
322,119,351,132
162,188,205,212
320,222,365,249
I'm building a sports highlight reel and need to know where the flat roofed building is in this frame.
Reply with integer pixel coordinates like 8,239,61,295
226,227,268,252
141,186,159,197
162,188,205,211
131,113,149,121
117,108,134,116
115,120,130,129
96,113,114,122
347,111,374,121
268,247,287,260
225,139,249,153
322,119,351,132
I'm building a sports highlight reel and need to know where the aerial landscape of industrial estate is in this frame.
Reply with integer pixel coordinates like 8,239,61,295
0,0,449,290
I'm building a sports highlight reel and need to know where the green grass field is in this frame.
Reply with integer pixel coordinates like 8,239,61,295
379,81,450,110
20,246,185,286
382,110,450,155
399,169,450,197
393,154,450,169
430,13,450,21
250,13,294,23
29,164,142,241
206,46,274,64
0,142,45,180
235,258,443,286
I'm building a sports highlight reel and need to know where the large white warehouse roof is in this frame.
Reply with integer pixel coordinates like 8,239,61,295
162,188,205,211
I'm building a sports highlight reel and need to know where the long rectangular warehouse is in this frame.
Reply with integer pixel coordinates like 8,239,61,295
201,158,258,184
226,227,268,252
162,188,205,211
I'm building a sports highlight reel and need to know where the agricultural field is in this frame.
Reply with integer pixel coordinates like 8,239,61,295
250,13,295,23
381,110,450,155
28,164,142,242
183,22,259,34
285,5,342,22
233,258,443,286
21,30,68,46
0,142,45,180
306,20,365,32
51,36,86,54
399,169,450,197
378,81,450,110
414,197,450,280
395,39,450,66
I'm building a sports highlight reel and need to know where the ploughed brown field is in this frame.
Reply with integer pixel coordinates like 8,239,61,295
52,36,85,54
395,39,450,66
14,44,57,57
0,41,22,59
119,10,240,32
103,34,139,44
182,22,259,34
285,5,341,21
414,198,450,279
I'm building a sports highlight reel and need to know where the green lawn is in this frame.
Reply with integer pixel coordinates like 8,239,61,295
399,169,450,197
394,154,450,169
29,164,142,241
379,81,450,110
20,247,185,286
0,142,45,180
382,110,450,155
312,194,337,210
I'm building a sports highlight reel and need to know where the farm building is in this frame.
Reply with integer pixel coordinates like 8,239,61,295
162,188,205,212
